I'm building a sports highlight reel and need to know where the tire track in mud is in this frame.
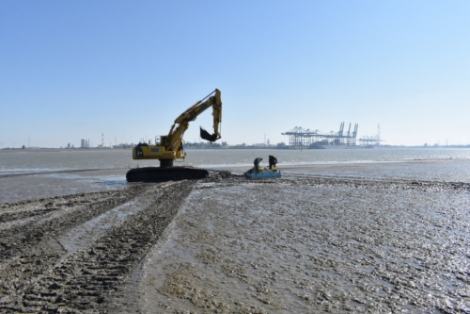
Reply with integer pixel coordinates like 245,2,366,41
0,189,133,229
0,180,195,313
0,189,122,216
0,207,58,224
0,186,145,309
0,186,143,261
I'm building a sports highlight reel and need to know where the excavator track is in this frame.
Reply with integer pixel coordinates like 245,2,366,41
126,166,210,183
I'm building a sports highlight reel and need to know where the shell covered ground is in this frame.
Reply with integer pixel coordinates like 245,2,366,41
1,174,469,313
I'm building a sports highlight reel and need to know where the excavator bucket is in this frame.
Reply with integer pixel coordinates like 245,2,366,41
200,127,218,142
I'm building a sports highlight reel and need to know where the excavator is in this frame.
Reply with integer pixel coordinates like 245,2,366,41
126,89,224,182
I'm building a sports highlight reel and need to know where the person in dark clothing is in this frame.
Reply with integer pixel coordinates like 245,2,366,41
254,157,263,173
268,155,278,170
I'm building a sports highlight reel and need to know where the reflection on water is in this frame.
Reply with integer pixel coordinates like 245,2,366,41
0,171,127,204
97,178,128,186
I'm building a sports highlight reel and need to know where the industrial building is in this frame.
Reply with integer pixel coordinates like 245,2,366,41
80,139,90,148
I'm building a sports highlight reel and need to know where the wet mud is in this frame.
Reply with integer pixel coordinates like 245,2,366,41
143,175,470,313
0,181,195,313
0,174,469,313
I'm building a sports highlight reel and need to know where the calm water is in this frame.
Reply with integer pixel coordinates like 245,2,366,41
1,147,470,172
1,147,470,203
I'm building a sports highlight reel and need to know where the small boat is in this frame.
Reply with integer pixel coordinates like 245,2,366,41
244,166,281,179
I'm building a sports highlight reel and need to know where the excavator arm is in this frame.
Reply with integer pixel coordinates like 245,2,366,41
166,88,222,148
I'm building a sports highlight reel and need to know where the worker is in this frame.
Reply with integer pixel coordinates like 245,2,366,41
268,155,278,170
254,157,262,173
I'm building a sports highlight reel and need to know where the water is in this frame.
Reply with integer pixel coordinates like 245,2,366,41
1,147,470,203
2,147,470,173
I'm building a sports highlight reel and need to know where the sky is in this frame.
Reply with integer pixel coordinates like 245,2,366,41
1,1,469,148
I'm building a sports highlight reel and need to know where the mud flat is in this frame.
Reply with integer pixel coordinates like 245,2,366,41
0,181,195,313
142,175,470,313
1,174,470,313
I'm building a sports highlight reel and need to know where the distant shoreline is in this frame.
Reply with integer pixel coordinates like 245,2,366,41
2,145,470,152
0,148,132,153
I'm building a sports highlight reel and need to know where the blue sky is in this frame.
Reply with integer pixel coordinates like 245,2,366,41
1,1,469,148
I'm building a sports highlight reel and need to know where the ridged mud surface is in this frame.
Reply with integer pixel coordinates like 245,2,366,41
0,181,195,313
1,174,469,313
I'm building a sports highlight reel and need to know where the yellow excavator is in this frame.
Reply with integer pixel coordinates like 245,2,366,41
126,89,223,182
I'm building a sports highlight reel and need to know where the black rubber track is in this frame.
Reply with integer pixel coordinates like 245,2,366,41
126,166,209,182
